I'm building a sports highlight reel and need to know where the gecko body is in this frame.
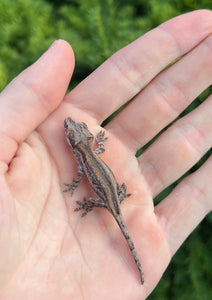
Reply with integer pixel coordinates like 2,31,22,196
64,117,144,284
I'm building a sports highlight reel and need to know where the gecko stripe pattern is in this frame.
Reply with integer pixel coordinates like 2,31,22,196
64,117,144,284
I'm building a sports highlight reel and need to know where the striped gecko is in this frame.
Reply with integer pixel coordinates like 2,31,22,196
64,117,144,284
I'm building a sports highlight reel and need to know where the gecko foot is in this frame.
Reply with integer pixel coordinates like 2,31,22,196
63,181,81,196
74,198,94,217
96,130,108,144
94,131,108,155
118,183,131,203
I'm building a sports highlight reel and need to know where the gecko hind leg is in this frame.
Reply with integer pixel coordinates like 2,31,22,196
118,183,131,203
89,197,108,208
74,198,94,217
75,197,107,217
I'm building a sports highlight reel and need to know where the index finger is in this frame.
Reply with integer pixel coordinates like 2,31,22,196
66,10,212,122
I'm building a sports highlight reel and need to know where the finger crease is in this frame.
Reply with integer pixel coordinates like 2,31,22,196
175,118,207,156
108,53,144,96
20,78,53,114
153,76,189,118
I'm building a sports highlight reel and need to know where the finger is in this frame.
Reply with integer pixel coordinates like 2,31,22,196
108,33,212,149
65,10,212,122
139,94,212,196
155,155,212,255
0,40,74,164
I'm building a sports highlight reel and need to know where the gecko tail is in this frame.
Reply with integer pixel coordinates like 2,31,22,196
115,214,144,284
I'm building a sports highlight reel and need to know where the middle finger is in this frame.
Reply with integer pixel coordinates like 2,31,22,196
65,11,212,123
139,95,212,196
108,33,212,150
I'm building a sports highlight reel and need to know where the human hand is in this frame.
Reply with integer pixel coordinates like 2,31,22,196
0,10,211,300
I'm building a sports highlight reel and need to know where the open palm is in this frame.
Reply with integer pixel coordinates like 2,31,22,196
0,10,212,300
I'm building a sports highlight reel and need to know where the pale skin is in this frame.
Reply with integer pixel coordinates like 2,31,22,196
0,9,211,300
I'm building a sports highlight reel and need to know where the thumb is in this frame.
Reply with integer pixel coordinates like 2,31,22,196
0,39,74,165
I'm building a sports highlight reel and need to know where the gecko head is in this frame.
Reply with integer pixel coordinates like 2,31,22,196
64,117,94,149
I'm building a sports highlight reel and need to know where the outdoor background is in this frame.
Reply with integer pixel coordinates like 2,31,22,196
0,0,211,299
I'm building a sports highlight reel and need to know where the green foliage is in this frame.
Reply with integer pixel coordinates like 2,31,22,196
57,0,151,84
0,0,212,88
149,217,212,300
0,0,54,90
0,0,211,299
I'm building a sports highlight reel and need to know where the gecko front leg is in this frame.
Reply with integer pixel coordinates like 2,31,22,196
94,130,108,154
64,163,84,195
